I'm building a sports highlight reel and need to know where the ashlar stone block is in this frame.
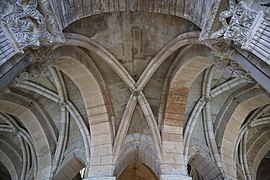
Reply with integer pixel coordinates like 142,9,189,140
160,174,192,180
84,176,116,180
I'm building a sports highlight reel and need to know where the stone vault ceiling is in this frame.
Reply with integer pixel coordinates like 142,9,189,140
0,1,270,180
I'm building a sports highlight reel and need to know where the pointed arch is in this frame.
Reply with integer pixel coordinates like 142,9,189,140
0,150,18,180
220,94,269,179
0,135,22,180
246,129,270,180
161,45,213,174
0,99,52,179
53,46,114,176
117,162,158,180
114,133,161,177
252,139,270,180
189,153,223,180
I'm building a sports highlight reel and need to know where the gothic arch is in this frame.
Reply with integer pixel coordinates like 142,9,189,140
0,136,22,180
245,129,270,180
189,153,222,180
52,46,114,176
0,100,53,179
0,150,18,180
117,161,158,180
114,133,161,177
252,140,270,180
161,45,213,174
1,1,270,180
220,94,269,179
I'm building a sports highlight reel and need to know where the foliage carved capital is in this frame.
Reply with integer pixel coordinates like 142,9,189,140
1,0,64,52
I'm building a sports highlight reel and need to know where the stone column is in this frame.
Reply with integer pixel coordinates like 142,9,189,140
160,174,192,180
84,176,116,180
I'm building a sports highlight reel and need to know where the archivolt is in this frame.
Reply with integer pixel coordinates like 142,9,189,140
160,44,213,174
0,136,22,179
189,153,223,180
0,150,18,180
53,46,113,139
0,99,53,179
53,46,114,175
246,129,270,180
220,94,269,179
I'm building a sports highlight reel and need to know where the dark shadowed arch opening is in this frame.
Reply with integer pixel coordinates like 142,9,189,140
0,162,11,180
257,152,270,180
117,162,157,180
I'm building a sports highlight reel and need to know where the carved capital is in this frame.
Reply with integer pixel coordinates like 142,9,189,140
11,62,47,84
225,62,254,82
210,2,263,47
200,1,268,59
31,46,54,63
211,52,254,83
1,0,64,52
11,47,52,85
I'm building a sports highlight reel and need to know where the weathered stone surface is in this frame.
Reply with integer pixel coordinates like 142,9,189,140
160,174,192,180
84,177,115,180
0,1,270,180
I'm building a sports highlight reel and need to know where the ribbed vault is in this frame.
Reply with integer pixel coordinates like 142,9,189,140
0,1,270,180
